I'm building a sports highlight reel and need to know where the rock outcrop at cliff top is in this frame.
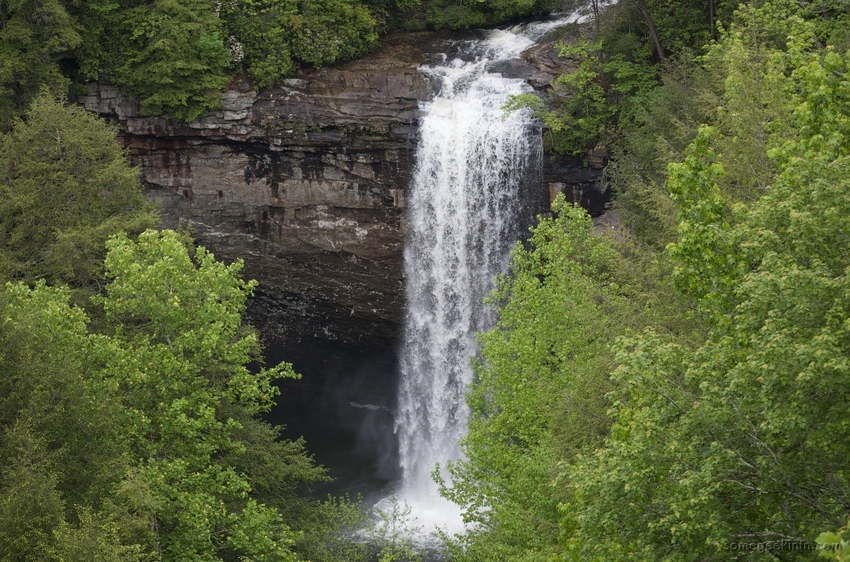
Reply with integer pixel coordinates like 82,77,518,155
81,29,605,352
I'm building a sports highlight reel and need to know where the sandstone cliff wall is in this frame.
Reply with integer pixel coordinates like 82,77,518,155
81,30,605,351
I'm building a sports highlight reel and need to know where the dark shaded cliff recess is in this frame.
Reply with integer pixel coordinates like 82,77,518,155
80,29,605,351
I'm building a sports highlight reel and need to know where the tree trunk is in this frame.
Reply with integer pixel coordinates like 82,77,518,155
636,0,666,62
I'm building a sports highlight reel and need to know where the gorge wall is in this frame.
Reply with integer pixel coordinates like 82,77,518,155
81,28,606,354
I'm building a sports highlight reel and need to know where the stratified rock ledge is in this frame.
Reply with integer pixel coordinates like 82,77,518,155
81,29,605,352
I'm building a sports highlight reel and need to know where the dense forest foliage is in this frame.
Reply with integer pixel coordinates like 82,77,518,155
0,0,557,125
0,95,388,561
3,0,850,560
442,0,850,560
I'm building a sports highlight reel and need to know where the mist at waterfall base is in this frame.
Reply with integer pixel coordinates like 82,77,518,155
265,15,574,550
266,337,401,500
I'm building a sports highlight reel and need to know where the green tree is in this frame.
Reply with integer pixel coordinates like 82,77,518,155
218,0,379,90
445,5,850,560
0,0,80,129
367,494,423,562
0,230,341,561
114,0,231,120
0,282,142,560
217,0,300,90
439,197,697,561
566,34,850,562
0,92,158,294
609,0,811,248
419,0,556,30
607,53,716,249
97,229,302,560
818,524,850,561
288,0,379,69
506,41,616,156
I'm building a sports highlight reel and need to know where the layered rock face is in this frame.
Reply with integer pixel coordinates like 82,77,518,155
81,29,605,352
81,34,438,350
521,33,610,216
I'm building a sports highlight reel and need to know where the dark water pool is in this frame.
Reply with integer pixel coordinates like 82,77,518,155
263,336,402,501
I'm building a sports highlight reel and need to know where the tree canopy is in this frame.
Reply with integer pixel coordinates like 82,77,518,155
0,91,370,561
0,229,342,561
0,91,158,294
442,1,850,560
0,0,559,124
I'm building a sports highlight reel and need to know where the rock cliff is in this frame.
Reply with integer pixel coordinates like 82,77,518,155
80,29,605,352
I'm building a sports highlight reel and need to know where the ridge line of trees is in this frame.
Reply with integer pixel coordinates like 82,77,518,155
0,0,559,126
441,1,850,560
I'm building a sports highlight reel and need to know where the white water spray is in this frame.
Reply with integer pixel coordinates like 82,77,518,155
393,18,569,536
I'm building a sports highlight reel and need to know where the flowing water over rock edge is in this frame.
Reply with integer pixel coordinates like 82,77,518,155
391,14,579,543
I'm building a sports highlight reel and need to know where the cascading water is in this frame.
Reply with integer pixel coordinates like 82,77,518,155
393,17,571,535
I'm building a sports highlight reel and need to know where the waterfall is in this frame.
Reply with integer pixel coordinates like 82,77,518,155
393,18,568,534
